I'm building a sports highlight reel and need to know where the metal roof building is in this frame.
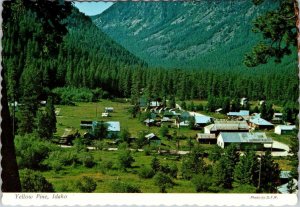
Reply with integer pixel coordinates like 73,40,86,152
227,110,250,117
204,120,249,134
217,132,273,149
275,125,296,135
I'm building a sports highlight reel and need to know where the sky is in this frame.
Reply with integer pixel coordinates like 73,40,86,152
74,2,113,16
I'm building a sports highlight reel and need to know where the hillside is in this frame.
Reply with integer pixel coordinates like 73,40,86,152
92,1,297,70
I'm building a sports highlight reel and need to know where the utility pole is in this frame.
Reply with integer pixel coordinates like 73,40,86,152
258,152,262,190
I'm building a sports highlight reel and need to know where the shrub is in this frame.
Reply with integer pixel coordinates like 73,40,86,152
93,140,108,150
110,181,141,193
153,172,174,193
118,150,135,170
191,174,213,192
79,152,95,168
15,134,57,169
73,137,88,153
44,150,79,169
101,160,114,170
138,166,155,179
143,146,151,156
20,169,54,192
75,176,97,193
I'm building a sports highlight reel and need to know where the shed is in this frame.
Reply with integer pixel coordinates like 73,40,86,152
144,118,155,126
105,107,114,113
145,133,161,145
272,113,283,124
196,133,216,144
102,112,109,117
150,101,160,107
217,132,273,150
275,125,296,135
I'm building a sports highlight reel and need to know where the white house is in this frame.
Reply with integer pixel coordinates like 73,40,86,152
275,125,296,135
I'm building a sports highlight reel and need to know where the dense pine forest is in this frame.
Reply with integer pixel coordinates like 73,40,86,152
2,0,298,195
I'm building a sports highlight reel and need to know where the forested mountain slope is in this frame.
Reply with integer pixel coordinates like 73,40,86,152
93,1,297,71
3,6,146,102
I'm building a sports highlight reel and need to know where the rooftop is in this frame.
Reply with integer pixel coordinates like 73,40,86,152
196,133,216,139
250,117,273,126
227,110,249,116
218,132,273,144
276,125,296,130
195,115,212,124
106,121,120,132
206,120,249,131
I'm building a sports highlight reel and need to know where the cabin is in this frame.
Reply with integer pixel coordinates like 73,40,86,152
101,112,110,117
105,107,114,113
249,116,274,130
204,120,249,135
196,133,216,144
217,132,273,150
194,115,213,128
145,133,161,146
272,113,283,124
274,125,296,135
59,128,80,145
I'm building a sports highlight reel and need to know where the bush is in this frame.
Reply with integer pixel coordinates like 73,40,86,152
15,134,57,169
75,176,97,192
110,181,141,193
52,87,94,103
153,172,174,193
20,169,54,192
101,160,113,170
118,150,135,170
138,166,155,179
191,174,213,192
44,150,79,169
79,152,95,168
93,140,108,150
143,146,152,156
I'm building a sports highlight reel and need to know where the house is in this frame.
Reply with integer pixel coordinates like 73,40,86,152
145,133,161,145
240,97,248,106
217,132,273,150
194,115,213,128
272,113,283,124
144,118,155,126
80,120,93,129
275,125,296,135
196,133,216,144
204,120,249,135
105,107,114,113
249,116,274,130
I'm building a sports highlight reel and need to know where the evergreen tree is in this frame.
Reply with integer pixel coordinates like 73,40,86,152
45,96,56,137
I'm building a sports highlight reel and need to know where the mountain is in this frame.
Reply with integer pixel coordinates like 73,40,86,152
92,1,297,70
